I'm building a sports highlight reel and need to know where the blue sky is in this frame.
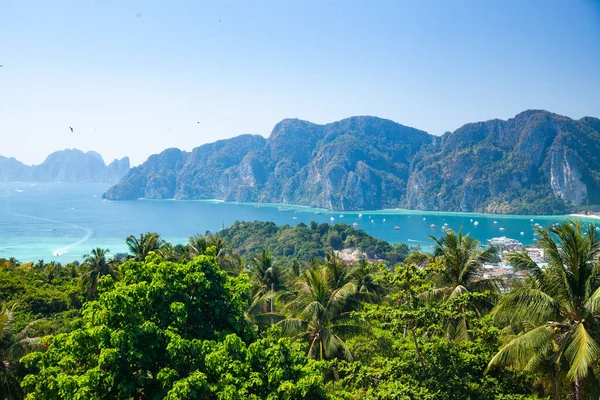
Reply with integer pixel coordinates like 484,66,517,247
1,0,599,166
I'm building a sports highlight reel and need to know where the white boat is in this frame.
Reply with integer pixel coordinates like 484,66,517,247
292,216,298,220
470,219,473,222
53,248,68,257
339,214,344,218
430,224,436,229
474,221,479,226
499,227,505,231
493,221,498,224
423,217,426,221
330,217,335,221
353,222,359,227
520,232,525,235
358,213,363,218
394,226,400,230
383,218,386,222
530,219,534,222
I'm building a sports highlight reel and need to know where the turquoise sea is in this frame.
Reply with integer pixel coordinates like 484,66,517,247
0,182,592,263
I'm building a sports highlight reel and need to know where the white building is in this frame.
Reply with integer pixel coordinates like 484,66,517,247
487,237,523,252
526,247,545,263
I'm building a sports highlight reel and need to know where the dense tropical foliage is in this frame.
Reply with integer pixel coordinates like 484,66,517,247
219,220,411,264
4,219,600,398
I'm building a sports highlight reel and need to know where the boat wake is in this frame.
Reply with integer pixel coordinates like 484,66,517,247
52,227,92,256
8,211,93,257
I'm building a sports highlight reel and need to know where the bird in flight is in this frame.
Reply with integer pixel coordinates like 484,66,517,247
69,126,74,133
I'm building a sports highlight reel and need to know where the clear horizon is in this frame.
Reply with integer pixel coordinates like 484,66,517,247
1,0,599,166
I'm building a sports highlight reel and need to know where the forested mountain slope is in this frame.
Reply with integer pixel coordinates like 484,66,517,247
106,111,600,214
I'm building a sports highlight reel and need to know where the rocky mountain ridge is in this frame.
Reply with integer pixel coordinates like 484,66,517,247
0,149,130,183
105,110,600,214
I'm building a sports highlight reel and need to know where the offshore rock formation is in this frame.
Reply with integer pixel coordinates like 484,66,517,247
0,149,130,183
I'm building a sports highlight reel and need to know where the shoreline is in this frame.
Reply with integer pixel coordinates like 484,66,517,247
568,213,600,220
125,196,600,221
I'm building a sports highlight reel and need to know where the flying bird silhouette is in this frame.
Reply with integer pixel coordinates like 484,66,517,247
69,126,73,133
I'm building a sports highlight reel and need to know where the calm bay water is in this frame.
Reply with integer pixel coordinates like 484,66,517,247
0,182,590,262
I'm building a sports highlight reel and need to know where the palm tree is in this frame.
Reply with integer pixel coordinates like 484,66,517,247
188,233,229,259
323,250,354,291
489,220,600,400
125,232,166,261
81,248,120,297
219,253,246,276
250,250,286,294
65,263,80,279
40,261,61,284
206,234,228,258
249,250,286,314
410,229,499,340
160,243,189,262
0,303,44,400
188,234,208,257
278,265,363,361
351,259,387,302
290,259,303,278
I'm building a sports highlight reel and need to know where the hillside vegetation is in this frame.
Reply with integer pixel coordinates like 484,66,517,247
3,219,600,399
106,110,600,214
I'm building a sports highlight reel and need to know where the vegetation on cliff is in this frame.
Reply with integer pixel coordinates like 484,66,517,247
106,111,600,215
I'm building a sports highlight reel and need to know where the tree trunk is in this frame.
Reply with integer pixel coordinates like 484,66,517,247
406,300,427,375
535,383,545,398
574,374,581,400
411,326,427,375
552,372,560,400
270,283,275,313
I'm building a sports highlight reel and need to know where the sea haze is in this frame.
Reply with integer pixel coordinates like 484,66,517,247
0,182,586,262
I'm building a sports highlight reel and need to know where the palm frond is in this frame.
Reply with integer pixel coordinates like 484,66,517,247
491,284,560,326
564,322,600,381
488,325,556,373
277,318,308,337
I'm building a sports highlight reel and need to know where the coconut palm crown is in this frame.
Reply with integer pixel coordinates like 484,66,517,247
489,219,600,400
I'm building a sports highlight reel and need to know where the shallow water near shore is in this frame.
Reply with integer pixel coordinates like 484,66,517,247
0,182,592,262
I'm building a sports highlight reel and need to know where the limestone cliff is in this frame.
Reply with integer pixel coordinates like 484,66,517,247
105,111,600,214
0,150,130,183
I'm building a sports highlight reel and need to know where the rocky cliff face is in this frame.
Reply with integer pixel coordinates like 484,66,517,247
0,150,130,183
105,116,432,210
549,146,587,205
105,111,600,214
0,156,30,181
405,110,600,214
